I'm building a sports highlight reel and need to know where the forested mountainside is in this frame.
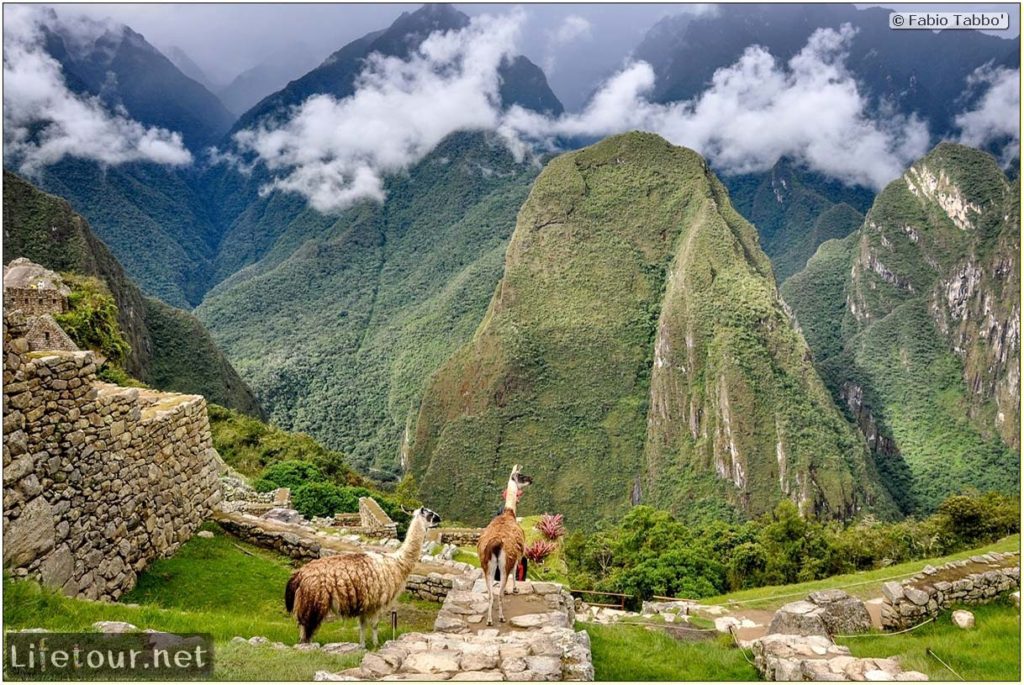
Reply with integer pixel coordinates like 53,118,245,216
2,170,262,416
637,3,1018,283
196,132,540,478
29,14,233,307
408,133,896,528
725,159,874,284
203,3,563,287
783,143,1019,515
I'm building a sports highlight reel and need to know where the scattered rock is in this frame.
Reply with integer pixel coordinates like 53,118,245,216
92,621,137,633
322,643,363,656
951,610,974,629
196,531,215,539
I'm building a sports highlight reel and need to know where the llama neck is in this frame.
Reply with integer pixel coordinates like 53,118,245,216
504,480,519,514
394,517,426,570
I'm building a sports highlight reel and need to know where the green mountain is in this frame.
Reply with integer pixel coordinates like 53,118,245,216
196,132,539,478
206,4,563,288
782,143,1019,515
2,170,262,416
23,11,236,308
407,132,896,528
725,159,874,284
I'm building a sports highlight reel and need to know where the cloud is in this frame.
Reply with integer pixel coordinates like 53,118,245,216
955,64,1020,165
232,18,933,212
502,24,930,190
542,15,592,75
2,6,192,176
232,12,522,213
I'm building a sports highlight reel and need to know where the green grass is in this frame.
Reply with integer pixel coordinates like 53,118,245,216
584,623,758,681
3,523,441,679
703,534,1019,609
840,600,1021,681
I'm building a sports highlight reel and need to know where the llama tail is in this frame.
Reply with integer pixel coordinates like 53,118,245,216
285,572,301,614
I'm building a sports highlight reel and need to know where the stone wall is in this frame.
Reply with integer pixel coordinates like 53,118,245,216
214,514,324,562
437,527,484,546
880,552,1020,630
358,496,397,537
3,312,223,601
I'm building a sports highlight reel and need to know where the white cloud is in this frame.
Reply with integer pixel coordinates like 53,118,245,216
2,6,192,175
232,18,934,212
502,24,930,190
542,15,592,75
232,12,522,213
955,64,1020,165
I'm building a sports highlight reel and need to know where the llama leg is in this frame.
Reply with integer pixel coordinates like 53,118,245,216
371,613,380,648
358,616,367,648
505,562,516,595
496,549,507,623
486,556,498,626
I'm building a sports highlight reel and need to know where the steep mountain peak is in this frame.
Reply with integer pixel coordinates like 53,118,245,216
408,131,893,527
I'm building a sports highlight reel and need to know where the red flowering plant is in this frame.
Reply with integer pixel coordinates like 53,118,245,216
534,513,565,541
524,539,557,563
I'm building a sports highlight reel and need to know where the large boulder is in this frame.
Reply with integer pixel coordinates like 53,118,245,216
951,610,975,629
767,600,829,637
808,589,873,635
262,508,304,525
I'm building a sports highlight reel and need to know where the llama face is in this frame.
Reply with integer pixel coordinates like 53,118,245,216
416,507,442,527
511,471,533,489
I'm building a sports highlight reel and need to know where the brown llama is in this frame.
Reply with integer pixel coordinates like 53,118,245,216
477,464,533,625
285,507,441,646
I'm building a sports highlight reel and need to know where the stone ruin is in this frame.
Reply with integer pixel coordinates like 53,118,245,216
879,551,1020,630
3,312,224,600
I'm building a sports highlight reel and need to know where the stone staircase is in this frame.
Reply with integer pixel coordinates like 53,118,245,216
316,574,594,681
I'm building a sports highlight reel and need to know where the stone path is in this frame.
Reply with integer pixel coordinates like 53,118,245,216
316,576,594,681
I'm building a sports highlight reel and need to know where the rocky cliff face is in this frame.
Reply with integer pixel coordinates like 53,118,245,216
784,143,1019,514
409,133,895,527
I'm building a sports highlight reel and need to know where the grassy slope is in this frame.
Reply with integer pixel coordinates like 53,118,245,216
702,534,1020,609
841,599,1020,681
197,132,539,478
2,170,262,416
784,144,1019,515
410,132,893,528
586,625,757,681
3,523,439,680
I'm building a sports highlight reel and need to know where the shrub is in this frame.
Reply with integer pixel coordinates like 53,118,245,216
251,478,279,493
55,274,130,365
257,460,323,491
291,483,361,519
535,513,566,541
525,540,557,563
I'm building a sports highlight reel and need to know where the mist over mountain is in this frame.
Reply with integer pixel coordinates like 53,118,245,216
163,44,223,93
216,46,320,117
